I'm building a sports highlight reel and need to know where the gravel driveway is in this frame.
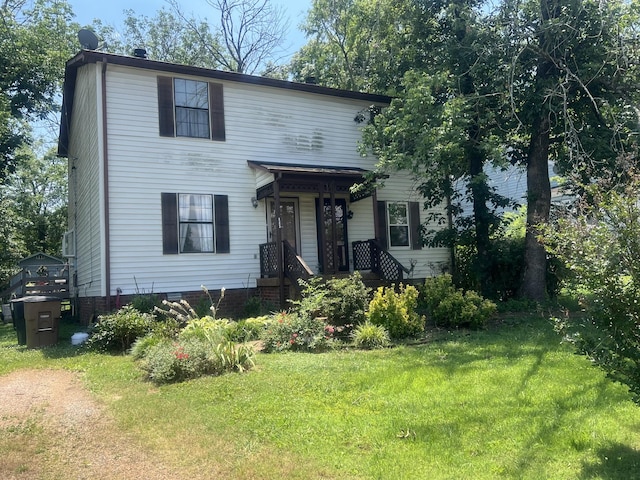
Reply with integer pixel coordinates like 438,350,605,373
0,369,198,480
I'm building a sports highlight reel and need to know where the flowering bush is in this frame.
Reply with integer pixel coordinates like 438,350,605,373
293,272,370,338
139,337,255,384
260,311,334,353
154,285,225,324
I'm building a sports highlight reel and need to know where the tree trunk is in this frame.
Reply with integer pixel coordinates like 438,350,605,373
520,0,557,302
521,105,551,301
469,137,492,298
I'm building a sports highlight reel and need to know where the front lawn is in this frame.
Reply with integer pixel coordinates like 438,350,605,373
1,315,639,479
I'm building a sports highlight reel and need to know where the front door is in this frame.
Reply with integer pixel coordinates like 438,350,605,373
267,198,300,252
315,198,349,273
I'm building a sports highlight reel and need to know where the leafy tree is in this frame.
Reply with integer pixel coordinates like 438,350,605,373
0,0,78,182
92,8,221,68
498,0,640,300
359,0,515,297
290,0,436,94
5,145,68,256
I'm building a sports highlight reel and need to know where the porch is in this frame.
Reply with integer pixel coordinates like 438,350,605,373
248,160,412,305
257,239,412,305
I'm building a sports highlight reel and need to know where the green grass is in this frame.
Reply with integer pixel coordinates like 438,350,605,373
1,316,640,479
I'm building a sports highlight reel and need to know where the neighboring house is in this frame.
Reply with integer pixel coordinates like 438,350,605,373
58,49,450,321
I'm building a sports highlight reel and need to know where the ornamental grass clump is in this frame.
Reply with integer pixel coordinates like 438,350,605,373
351,321,391,349
138,335,255,385
134,286,255,384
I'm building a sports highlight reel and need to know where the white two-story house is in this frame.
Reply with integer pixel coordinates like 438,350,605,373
58,49,450,321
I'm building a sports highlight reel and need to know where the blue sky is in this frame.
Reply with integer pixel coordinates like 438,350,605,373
69,0,312,59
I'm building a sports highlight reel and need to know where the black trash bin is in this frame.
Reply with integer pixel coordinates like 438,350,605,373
10,296,62,348
10,299,27,346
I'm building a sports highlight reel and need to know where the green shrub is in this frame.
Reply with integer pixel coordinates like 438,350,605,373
294,272,370,337
260,311,334,353
139,337,255,385
86,305,156,352
224,316,270,342
351,322,390,349
130,334,165,360
546,180,640,402
129,293,163,314
367,284,424,339
421,274,496,329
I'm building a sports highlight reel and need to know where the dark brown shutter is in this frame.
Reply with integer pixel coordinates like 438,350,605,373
161,193,178,254
376,201,388,249
409,201,422,250
157,76,175,137
214,194,230,253
209,82,225,141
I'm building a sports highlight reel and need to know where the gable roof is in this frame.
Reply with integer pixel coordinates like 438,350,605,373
57,50,392,157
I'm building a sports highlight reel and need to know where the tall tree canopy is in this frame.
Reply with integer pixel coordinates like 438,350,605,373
499,0,640,300
296,0,640,300
93,8,220,68
0,0,78,182
290,0,436,94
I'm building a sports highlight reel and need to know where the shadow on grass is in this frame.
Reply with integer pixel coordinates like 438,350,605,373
580,443,640,479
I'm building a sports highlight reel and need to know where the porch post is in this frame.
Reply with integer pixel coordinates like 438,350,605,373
318,182,327,274
372,189,379,242
330,181,338,274
274,174,285,307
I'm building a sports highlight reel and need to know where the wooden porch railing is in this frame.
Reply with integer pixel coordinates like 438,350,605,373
259,241,314,291
283,240,313,290
0,264,70,301
352,239,411,282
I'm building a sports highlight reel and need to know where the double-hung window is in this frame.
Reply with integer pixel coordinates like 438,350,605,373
161,193,230,254
174,79,210,139
157,76,225,141
375,200,422,250
388,202,410,247
179,194,214,253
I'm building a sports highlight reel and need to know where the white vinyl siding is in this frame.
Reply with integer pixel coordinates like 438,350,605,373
68,63,450,297
67,64,103,297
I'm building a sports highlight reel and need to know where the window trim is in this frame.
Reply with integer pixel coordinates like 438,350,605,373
157,76,226,141
161,193,230,255
376,200,422,251
387,202,410,247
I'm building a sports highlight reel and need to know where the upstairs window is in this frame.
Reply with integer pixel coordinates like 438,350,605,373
174,79,210,138
157,76,225,141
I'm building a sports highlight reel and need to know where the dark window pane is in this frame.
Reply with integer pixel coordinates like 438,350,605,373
390,226,409,247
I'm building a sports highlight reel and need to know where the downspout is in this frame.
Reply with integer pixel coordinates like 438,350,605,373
101,59,112,311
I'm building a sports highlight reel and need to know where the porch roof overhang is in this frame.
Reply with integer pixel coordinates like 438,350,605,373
247,160,374,202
